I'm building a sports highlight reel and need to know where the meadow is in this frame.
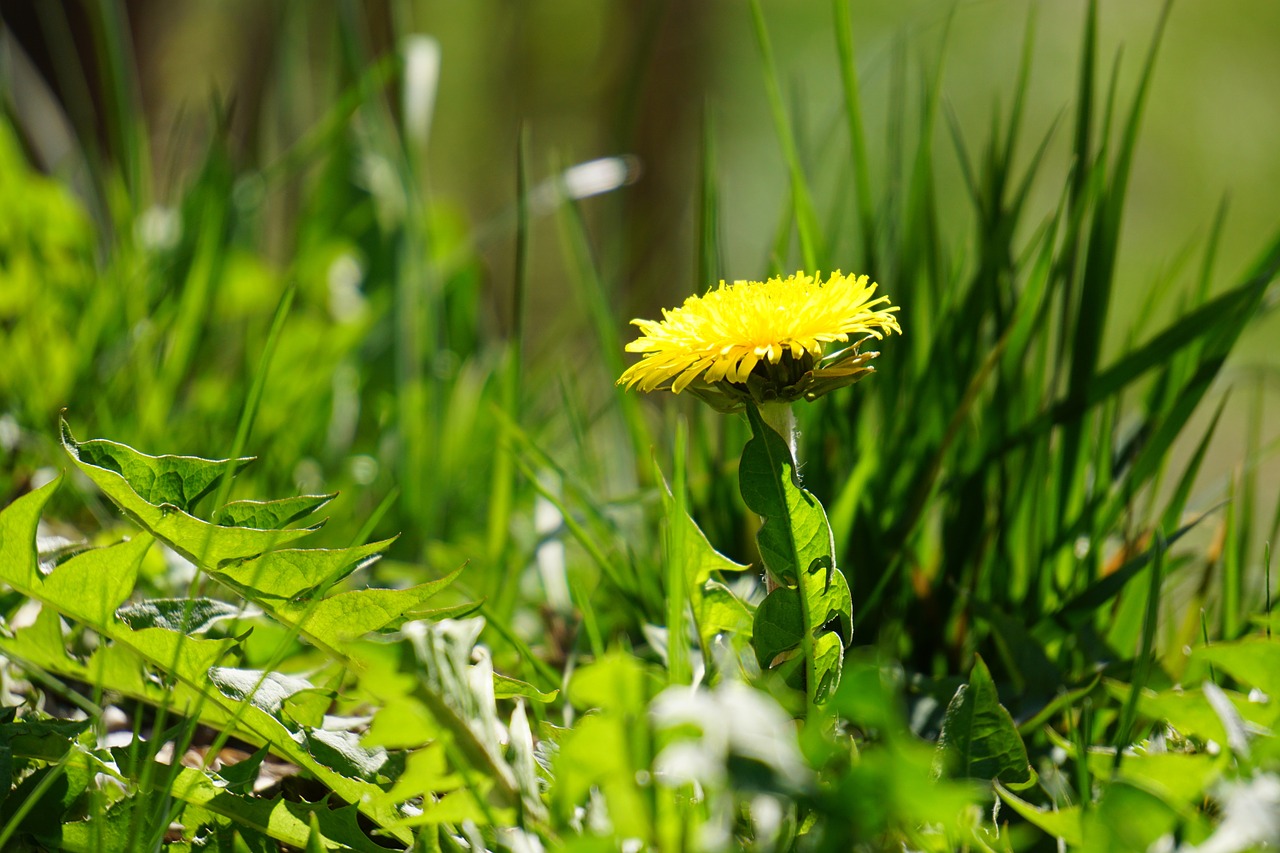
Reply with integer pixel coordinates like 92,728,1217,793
2,1,1280,850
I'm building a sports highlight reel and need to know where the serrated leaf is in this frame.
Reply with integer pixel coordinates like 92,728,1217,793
214,540,393,600
275,567,465,645
63,421,319,568
656,462,752,657
40,531,146,626
740,403,851,703
140,761,390,852
0,711,91,811
116,598,245,633
63,420,254,514
2,447,409,842
935,655,1034,788
214,494,336,529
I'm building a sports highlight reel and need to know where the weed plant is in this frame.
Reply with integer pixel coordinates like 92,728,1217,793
2,1,1280,851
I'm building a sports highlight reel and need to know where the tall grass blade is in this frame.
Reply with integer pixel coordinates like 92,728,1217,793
749,0,822,270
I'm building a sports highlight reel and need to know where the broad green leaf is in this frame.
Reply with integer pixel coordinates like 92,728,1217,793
275,568,466,645
656,460,752,657
0,482,410,842
1193,637,1280,698
115,598,244,633
214,540,393,600
752,586,804,670
116,758,391,853
0,711,91,812
63,422,318,567
63,421,253,514
740,406,833,587
1085,780,1180,852
741,403,850,704
699,581,754,640
1087,749,1224,806
39,530,146,627
0,476,61,589
1104,679,1279,747
935,655,1034,788
213,494,336,529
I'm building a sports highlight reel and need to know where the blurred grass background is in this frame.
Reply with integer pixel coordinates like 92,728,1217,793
9,2,1280,341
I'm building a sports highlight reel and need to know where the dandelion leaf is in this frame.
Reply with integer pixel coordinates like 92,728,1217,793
214,540,393,601
111,756,391,853
0,461,410,842
62,420,318,567
115,597,244,633
935,655,1035,788
213,493,336,529
62,420,254,514
741,403,851,702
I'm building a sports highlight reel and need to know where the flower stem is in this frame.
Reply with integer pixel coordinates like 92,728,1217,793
758,402,798,595
758,402,797,465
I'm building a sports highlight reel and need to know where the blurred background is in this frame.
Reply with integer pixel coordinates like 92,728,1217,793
6,2,1280,338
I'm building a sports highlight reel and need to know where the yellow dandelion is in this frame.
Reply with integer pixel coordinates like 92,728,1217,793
617,271,900,411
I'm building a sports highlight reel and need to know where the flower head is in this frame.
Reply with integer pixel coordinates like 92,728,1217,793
618,271,900,411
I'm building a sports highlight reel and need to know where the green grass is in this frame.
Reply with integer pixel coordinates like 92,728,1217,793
2,1,1280,850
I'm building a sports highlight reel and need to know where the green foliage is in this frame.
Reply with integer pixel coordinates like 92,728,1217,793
742,403,851,707
2,0,1280,850
935,655,1035,789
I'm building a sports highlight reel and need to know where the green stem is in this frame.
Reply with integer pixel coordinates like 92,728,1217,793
758,402,797,596
759,401,798,466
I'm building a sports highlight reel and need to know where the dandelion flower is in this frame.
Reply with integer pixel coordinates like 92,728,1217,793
618,271,900,411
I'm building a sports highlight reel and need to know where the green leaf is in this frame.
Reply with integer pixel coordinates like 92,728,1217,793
0,484,410,843
115,598,244,633
935,655,1034,788
116,758,391,853
213,494,336,529
1194,637,1280,698
1086,780,1180,852
655,459,752,658
63,421,318,568
1114,680,1279,746
0,711,91,813
214,540,393,600
493,674,559,703
274,568,466,644
741,403,850,705
63,421,254,514
0,477,62,589
752,586,804,670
